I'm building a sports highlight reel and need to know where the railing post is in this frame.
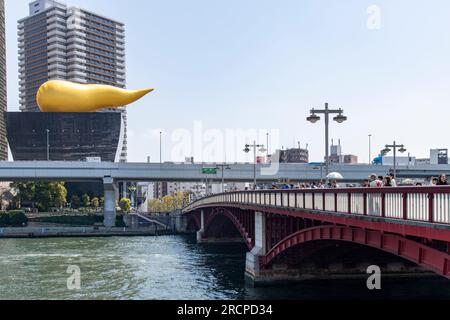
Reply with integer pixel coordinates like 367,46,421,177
403,193,408,220
303,192,306,209
322,192,326,211
363,192,367,216
295,191,298,208
428,193,434,223
312,192,315,210
381,193,386,218
334,193,338,212
347,192,351,214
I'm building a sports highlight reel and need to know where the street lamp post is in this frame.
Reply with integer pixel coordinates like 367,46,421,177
159,131,162,164
382,141,407,179
244,141,266,190
216,164,231,193
307,103,347,178
128,185,137,208
46,129,50,161
368,134,372,164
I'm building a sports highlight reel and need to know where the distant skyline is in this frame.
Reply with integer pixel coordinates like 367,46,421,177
5,0,450,163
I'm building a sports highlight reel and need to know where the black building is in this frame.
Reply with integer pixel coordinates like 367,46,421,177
279,148,309,163
0,0,7,160
6,112,123,162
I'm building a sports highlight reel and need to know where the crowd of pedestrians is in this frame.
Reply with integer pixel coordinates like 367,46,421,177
257,173,449,191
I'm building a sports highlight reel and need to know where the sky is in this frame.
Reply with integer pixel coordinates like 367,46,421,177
4,0,450,163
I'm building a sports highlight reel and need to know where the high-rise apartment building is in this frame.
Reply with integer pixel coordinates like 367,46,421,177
0,0,7,161
18,0,127,161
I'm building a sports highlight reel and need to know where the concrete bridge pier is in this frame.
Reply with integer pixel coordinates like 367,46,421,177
245,211,266,287
196,210,205,242
174,214,188,233
103,177,118,228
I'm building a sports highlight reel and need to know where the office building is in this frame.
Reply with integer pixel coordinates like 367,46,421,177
430,149,448,165
18,0,127,161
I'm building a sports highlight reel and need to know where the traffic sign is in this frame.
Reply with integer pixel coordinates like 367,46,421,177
202,168,218,175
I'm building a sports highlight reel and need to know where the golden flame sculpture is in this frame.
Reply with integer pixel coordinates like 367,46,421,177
36,80,154,112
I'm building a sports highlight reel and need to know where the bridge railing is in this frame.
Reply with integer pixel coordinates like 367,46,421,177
183,187,450,224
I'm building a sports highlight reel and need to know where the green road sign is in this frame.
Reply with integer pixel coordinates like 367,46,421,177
202,168,218,175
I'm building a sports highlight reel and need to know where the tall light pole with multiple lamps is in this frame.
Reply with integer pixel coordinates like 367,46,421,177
215,164,231,193
244,141,266,190
382,141,407,179
128,185,137,208
307,103,347,178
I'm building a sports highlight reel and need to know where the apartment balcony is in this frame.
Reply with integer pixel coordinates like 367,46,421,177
116,43,125,51
67,29,85,38
67,70,87,78
47,30,66,39
47,43,66,51
67,43,87,52
48,70,67,78
48,55,66,63
47,16,66,24
67,57,87,65
68,77,88,84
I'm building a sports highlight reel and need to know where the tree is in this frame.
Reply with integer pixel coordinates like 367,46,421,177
11,181,67,212
119,198,131,213
81,193,90,208
71,195,81,209
91,197,99,209
53,182,67,208
161,195,175,212
148,198,162,213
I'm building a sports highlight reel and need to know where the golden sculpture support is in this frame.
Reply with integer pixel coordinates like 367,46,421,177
36,80,154,112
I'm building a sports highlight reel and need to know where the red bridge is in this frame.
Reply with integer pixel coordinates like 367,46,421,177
182,187,450,286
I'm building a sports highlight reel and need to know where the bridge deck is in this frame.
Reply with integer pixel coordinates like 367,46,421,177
184,187,450,238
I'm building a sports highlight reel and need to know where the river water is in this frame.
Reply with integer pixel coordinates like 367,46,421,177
0,235,449,300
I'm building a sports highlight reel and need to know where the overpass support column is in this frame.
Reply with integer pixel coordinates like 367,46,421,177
245,211,266,286
196,209,205,242
103,177,118,228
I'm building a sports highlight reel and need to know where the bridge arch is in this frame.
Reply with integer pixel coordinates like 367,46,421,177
261,225,450,279
204,208,254,250
186,213,201,231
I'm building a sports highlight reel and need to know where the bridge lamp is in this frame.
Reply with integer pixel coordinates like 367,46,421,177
399,147,407,153
333,111,347,124
306,113,320,124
